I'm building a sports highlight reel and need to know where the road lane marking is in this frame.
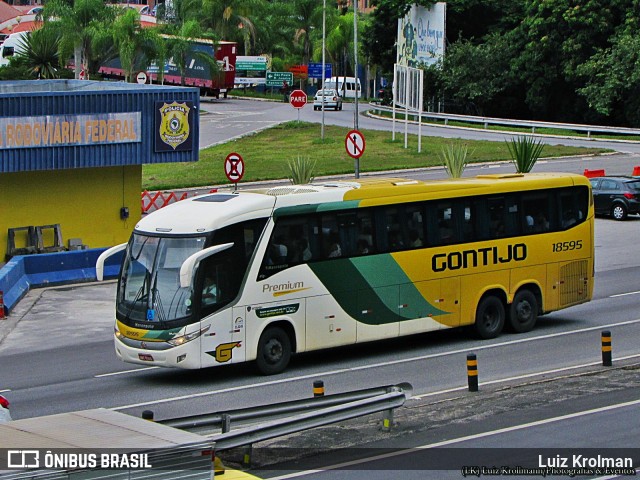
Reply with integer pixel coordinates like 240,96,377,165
264,399,640,479
95,366,159,377
110,319,640,411
609,291,640,298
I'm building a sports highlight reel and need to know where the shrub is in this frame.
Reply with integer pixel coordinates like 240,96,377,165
440,143,470,178
507,136,545,173
287,156,316,184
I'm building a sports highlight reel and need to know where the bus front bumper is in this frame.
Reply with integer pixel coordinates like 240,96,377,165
114,335,201,369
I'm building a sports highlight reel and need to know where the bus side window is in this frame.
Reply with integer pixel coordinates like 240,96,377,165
559,187,587,229
487,197,506,238
321,214,343,259
356,210,374,254
405,204,425,248
435,202,454,244
504,196,520,236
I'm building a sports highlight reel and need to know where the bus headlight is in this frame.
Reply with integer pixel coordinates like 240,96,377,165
114,326,123,340
167,325,210,347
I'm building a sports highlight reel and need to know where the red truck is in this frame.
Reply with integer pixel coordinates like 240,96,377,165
100,37,237,98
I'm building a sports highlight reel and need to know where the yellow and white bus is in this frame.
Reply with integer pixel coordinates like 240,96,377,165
97,173,593,375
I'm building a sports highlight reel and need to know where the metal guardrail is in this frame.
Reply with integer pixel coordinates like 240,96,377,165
210,386,409,452
159,383,412,432
368,103,640,139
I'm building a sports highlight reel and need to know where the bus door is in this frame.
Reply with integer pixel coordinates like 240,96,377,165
306,295,355,350
356,285,400,342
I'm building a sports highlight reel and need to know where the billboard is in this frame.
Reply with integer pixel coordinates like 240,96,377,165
397,2,446,67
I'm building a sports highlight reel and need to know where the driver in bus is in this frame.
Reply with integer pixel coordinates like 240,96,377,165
202,276,218,305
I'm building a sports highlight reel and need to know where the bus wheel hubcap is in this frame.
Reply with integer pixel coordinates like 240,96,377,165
265,339,282,363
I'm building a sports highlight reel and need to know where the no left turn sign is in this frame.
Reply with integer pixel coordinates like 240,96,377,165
345,130,365,159
225,152,245,183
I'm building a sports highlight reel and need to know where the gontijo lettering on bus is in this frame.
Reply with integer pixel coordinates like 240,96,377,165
432,243,527,272
0,112,141,149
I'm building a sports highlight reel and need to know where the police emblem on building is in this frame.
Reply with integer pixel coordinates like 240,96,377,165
158,102,190,150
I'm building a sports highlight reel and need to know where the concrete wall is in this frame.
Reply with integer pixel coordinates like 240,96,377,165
0,248,124,315
1,165,141,261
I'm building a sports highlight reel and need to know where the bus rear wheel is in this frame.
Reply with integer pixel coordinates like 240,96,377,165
474,296,505,339
509,290,538,333
256,326,291,375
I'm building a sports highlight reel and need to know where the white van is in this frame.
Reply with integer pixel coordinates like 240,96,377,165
324,76,362,99
0,31,29,67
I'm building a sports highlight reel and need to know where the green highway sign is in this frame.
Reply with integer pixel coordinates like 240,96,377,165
236,61,267,71
266,72,294,87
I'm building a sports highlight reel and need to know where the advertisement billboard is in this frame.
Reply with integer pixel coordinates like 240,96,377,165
396,2,446,67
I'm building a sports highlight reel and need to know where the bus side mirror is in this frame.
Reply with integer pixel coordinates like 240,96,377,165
179,243,234,288
96,243,127,281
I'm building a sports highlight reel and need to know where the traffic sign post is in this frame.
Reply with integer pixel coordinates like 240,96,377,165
289,89,307,122
345,130,365,179
224,152,245,190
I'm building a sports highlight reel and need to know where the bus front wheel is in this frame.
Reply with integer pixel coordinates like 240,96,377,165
509,290,538,333
474,296,505,339
256,327,291,375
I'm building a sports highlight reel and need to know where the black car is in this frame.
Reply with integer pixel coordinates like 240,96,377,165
589,176,640,220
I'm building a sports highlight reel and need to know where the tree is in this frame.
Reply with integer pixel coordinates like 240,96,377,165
200,0,260,54
42,0,116,79
439,32,518,115
512,0,630,121
112,8,160,83
14,27,62,79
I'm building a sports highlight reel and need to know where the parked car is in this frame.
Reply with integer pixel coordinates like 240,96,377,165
313,89,343,111
589,176,640,220
0,394,12,423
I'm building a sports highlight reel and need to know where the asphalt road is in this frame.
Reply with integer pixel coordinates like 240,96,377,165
2,100,639,477
199,97,640,156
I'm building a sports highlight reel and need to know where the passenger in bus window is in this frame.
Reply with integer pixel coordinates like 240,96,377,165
357,238,370,255
534,212,550,232
269,236,288,264
439,220,453,243
388,231,404,250
409,229,423,247
327,233,342,258
291,237,312,262
562,209,577,228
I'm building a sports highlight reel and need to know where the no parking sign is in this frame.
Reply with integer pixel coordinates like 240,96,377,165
225,152,245,184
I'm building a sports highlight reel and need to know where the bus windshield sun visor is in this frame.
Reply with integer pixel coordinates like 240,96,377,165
179,243,234,288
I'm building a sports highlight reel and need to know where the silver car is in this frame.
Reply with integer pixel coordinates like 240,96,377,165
0,394,11,422
313,89,343,111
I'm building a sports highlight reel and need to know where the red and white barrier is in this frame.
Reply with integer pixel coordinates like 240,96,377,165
141,189,218,214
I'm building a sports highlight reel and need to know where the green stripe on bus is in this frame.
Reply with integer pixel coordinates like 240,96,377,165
273,200,361,219
309,255,446,325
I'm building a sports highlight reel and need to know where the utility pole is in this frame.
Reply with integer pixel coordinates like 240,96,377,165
321,0,326,141
353,0,360,178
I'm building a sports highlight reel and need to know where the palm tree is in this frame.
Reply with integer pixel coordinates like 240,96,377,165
291,0,321,67
15,27,62,79
200,0,259,55
167,20,203,85
112,8,160,83
43,0,116,79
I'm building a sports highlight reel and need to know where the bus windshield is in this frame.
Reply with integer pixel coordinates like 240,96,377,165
118,234,207,325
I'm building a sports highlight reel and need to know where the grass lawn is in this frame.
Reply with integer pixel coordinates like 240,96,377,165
143,121,611,191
